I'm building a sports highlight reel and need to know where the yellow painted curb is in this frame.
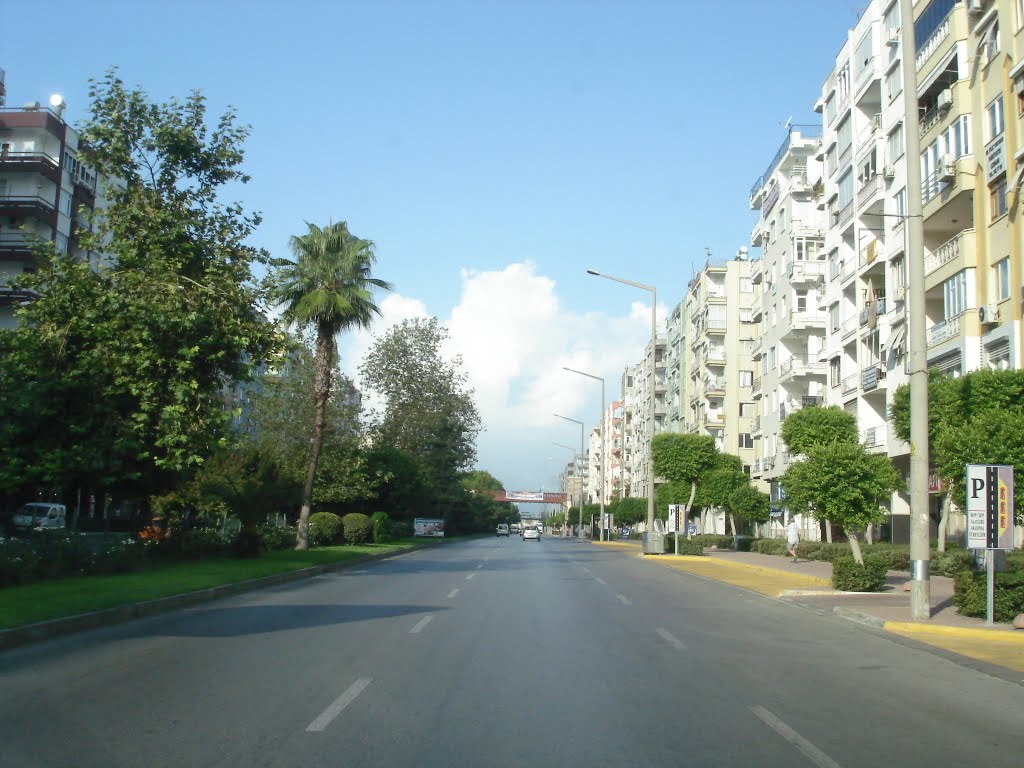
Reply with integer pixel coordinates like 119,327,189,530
883,621,1024,644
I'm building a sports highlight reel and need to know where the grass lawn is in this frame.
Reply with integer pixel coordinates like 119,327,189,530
0,541,425,630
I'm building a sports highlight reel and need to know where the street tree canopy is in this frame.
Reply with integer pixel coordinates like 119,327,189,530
780,405,858,454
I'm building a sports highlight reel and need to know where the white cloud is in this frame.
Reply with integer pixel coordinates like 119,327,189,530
341,261,658,493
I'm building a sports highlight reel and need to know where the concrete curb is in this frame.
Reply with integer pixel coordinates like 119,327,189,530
882,620,1024,642
832,606,886,628
0,545,429,653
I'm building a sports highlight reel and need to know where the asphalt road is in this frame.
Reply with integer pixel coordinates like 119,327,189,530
1,536,1021,767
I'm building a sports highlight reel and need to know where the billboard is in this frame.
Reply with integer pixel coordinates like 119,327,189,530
414,518,446,537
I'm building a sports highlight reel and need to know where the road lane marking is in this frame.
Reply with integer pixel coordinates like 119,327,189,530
580,566,592,575
656,627,686,651
465,573,475,581
750,706,843,768
616,594,632,605
306,678,372,732
594,576,607,585
476,563,484,569
447,588,460,598
409,615,434,634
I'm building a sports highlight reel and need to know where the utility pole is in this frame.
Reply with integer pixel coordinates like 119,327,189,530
899,0,931,619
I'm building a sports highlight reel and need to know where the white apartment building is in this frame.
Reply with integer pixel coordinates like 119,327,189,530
748,126,829,503
684,254,759,469
1,76,111,329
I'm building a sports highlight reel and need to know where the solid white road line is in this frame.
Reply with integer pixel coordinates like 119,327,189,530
306,678,372,733
447,588,460,599
409,615,434,634
465,573,475,581
616,594,632,606
594,576,607,585
655,627,686,651
750,706,843,768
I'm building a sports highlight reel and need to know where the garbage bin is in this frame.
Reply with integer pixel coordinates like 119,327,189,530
643,532,666,554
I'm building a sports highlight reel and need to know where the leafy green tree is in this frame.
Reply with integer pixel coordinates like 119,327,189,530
781,442,904,564
360,317,482,520
780,405,858,454
610,496,649,527
652,433,718,537
461,470,516,531
0,71,279,511
697,453,748,535
361,445,426,521
729,484,771,534
271,220,392,549
891,369,1024,549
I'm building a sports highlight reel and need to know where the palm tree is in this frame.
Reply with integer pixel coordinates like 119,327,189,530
272,221,392,549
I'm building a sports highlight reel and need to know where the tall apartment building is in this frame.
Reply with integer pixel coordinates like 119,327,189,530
1,79,110,329
684,254,759,469
665,300,690,433
620,334,667,503
748,126,829,501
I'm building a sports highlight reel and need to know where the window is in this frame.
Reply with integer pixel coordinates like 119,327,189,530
855,30,874,79
838,170,854,209
740,277,753,293
826,145,838,177
858,149,878,187
991,178,1007,220
740,338,753,354
887,122,904,162
894,187,907,220
795,290,808,312
829,303,840,332
60,193,72,216
740,370,754,387
982,22,1000,67
740,402,754,417
770,220,777,243
738,434,754,450
825,93,837,124
994,257,1011,301
986,95,1005,142
779,208,786,232
740,308,754,323
830,357,841,387
768,346,777,369
1018,0,1024,31
837,117,852,157
837,62,851,104
891,255,906,290
883,2,901,43
942,271,967,319
885,65,903,102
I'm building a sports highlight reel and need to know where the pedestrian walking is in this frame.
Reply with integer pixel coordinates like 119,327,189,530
786,517,800,563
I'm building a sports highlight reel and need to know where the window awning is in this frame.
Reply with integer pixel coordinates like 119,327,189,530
888,325,907,358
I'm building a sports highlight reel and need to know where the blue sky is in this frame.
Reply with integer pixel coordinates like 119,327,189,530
4,0,863,495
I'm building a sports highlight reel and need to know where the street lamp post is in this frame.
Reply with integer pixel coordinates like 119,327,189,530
563,366,607,541
587,269,660,553
553,442,579,537
555,415,586,538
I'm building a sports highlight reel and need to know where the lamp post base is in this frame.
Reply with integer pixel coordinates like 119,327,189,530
642,532,665,555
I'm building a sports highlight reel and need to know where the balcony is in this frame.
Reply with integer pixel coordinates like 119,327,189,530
779,354,828,382
706,317,727,334
0,232,39,261
924,229,975,289
841,315,858,339
915,2,960,73
928,313,962,347
752,376,763,398
861,364,886,392
704,347,726,365
0,194,58,227
786,309,827,333
788,260,825,284
841,373,859,396
0,150,62,184
864,425,887,451
752,415,762,434
704,376,726,395
858,174,884,212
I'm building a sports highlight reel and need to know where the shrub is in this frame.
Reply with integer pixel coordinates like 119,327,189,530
693,534,734,550
0,538,40,587
799,542,846,562
953,569,1024,623
750,538,790,556
931,548,974,577
865,544,911,572
663,535,704,555
30,531,94,578
342,513,372,545
370,512,391,544
309,512,343,546
257,523,296,551
93,537,146,573
832,554,888,592
390,520,414,539
165,528,231,559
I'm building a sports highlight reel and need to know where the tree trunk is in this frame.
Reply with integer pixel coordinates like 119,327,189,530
847,528,864,565
728,512,737,537
296,321,336,550
865,523,874,545
684,481,697,539
825,519,833,543
937,491,952,553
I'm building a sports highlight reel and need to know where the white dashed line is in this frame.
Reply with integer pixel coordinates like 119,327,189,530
594,576,607,585
409,615,434,634
447,588,460,599
616,594,632,606
476,563,484,569
656,627,686,651
306,678,372,732
750,706,844,768
580,566,592,575
465,573,475,581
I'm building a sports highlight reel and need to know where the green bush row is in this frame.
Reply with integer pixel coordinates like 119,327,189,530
832,555,888,592
0,532,144,587
663,535,705,556
953,570,1024,623
692,534,736,550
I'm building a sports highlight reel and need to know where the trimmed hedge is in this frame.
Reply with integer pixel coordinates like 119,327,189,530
953,569,1024,623
370,512,391,544
342,513,372,545
832,554,888,592
693,534,735,550
257,523,297,551
663,535,705,556
750,538,790,556
309,512,343,546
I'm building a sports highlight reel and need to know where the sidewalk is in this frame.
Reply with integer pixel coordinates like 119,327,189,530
592,540,1024,674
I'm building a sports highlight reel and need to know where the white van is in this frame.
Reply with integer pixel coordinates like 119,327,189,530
12,503,67,532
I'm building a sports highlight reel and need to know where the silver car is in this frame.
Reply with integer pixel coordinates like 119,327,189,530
522,526,540,541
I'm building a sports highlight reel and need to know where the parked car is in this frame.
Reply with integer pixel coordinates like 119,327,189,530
522,526,540,542
496,523,510,537
510,523,521,534
11,503,67,532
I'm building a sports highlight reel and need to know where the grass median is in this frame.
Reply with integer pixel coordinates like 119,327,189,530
0,541,427,631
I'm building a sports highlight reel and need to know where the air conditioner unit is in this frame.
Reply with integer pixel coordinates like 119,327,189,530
979,304,1000,325
967,0,984,16
883,165,896,179
886,32,901,47
938,154,956,181
937,89,953,111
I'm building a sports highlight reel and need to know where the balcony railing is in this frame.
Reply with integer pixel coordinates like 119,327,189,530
842,315,858,338
924,230,971,276
841,373,858,395
928,314,962,347
864,426,886,447
916,13,951,72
